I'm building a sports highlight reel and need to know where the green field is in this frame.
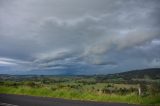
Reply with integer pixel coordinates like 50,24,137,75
1,86,159,105
0,75,160,105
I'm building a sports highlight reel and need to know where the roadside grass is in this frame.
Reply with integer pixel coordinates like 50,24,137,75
0,86,160,105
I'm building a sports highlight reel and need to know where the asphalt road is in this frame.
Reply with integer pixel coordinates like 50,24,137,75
0,94,140,106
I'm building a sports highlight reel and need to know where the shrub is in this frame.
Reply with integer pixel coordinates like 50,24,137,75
149,82,160,96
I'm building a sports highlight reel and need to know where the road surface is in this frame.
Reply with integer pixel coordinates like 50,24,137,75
0,94,140,106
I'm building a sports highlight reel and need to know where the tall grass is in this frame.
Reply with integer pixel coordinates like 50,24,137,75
0,86,160,105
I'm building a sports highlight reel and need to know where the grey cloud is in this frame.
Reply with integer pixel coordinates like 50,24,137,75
116,30,160,50
0,0,160,74
91,60,117,66
150,58,160,67
0,57,34,72
0,57,30,65
34,49,74,63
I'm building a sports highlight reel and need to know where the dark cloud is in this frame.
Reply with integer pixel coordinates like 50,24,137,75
0,0,160,74
92,61,117,66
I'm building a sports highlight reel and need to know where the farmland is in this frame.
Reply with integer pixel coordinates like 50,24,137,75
0,68,160,105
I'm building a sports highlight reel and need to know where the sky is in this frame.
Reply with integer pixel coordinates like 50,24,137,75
0,0,160,75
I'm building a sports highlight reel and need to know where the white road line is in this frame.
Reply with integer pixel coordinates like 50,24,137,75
0,103,19,106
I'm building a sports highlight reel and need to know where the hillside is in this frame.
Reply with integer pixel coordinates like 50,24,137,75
0,68,160,81
95,68,160,84
116,68,160,79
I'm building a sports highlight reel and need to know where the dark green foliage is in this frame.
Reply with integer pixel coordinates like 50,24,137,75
149,82,160,96
23,81,41,88
139,83,148,96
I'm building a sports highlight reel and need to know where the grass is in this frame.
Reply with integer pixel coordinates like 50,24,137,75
0,86,160,105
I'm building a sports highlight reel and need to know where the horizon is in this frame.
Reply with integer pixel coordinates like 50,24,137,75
0,0,160,75
0,68,159,76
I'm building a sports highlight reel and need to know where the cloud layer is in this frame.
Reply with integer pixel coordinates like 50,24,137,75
0,0,160,74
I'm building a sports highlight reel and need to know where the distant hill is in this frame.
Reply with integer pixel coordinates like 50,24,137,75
110,68,160,80
0,68,160,81
94,68,160,84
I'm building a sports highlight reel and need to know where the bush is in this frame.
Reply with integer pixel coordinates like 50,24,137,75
24,81,41,88
149,82,160,96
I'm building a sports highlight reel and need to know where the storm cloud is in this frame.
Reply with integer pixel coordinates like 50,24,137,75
0,0,160,74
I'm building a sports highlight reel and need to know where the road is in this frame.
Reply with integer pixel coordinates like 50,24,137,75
0,94,140,106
